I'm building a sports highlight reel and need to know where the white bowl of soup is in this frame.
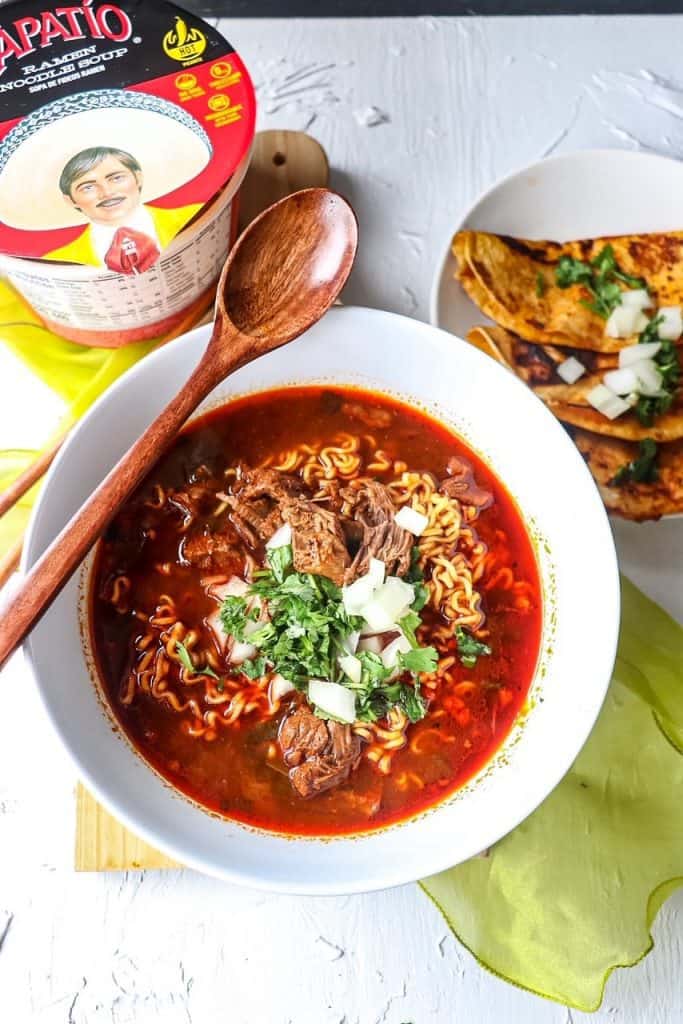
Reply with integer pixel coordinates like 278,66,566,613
22,306,619,893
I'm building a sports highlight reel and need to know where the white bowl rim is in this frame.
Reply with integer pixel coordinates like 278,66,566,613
20,305,621,894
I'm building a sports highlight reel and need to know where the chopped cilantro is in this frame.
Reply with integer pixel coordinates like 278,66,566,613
455,627,491,669
405,545,423,583
411,582,429,612
239,655,268,680
237,548,364,687
555,245,646,319
353,650,427,723
610,438,659,486
555,254,593,290
267,543,293,584
175,640,219,680
635,320,679,426
219,595,251,641
399,609,422,647
399,646,438,674
394,681,428,723
218,544,433,723
638,314,663,346
535,271,546,298
405,546,429,610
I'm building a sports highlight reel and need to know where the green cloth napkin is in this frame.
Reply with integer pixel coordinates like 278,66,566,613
2,281,682,1011
422,577,683,1011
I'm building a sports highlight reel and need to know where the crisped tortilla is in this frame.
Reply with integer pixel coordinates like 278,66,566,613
466,324,683,515
573,429,683,520
467,325,683,441
543,396,683,442
466,325,617,384
454,229,683,352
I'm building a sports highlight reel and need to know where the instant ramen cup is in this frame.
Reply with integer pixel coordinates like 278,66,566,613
0,1,256,346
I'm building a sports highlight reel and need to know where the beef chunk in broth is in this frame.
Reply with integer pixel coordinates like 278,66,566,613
284,499,350,586
181,525,243,572
279,705,362,798
279,706,330,767
439,456,493,510
227,468,307,547
342,480,412,583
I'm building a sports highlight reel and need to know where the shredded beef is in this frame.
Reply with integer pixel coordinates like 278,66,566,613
182,524,243,572
279,706,330,767
227,468,307,548
284,499,350,585
278,705,362,798
167,485,217,524
439,456,493,510
341,480,412,584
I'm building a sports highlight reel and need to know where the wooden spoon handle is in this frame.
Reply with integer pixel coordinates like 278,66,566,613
0,357,218,671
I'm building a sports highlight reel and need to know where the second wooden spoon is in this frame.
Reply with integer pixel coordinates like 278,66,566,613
0,187,358,670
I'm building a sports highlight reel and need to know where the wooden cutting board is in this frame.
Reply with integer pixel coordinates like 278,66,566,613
75,129,330,872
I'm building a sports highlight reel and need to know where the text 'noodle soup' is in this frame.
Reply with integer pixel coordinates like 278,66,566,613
90,387,542,835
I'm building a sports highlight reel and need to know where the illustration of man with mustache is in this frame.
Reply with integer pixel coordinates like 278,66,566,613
47,146,198,274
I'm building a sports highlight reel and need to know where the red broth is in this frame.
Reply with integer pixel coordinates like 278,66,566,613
90,386,542,835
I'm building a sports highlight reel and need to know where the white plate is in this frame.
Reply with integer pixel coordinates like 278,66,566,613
429,149,683,589
22,306,619,894
430,148,683,335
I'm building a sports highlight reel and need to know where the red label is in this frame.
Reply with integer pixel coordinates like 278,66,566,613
0,1,256,263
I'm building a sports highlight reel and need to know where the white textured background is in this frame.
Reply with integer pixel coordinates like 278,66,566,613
1,16,682,1023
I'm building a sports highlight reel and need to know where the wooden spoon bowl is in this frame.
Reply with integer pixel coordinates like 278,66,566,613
0,188,358,670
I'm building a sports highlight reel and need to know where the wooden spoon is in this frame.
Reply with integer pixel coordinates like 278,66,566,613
0,188,358,670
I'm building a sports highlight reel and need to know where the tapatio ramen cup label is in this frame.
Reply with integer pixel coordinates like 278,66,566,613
0,0,256,345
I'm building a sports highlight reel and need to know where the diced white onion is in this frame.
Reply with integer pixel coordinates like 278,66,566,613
359,628,400,648
605,306,649,339
308,679,356,724
367,558,386,588
265,523,292,549
243,617,262,638
619,341,661,367
206,609,229,651
394,505,429,536
380,632,413,680
556,356,586,384
605,358,663,398
342,573,378,616
358,634,384,655
206,575,249,603
633,358,664,397
657,306,683,340
620,288,653,311
268,673,295,703
655,305,679,342
338,653,362,685
229,639,257,665
603,366,639,395
587,384,632,420
359,577,415,631
625,392,639,408
342,630,360,654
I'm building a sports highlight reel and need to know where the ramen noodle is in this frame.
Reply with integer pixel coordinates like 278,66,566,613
91,386,542,836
